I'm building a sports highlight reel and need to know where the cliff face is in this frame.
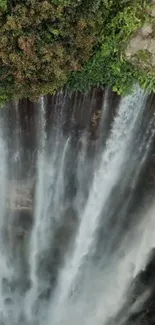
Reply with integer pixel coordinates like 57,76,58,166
125,1,155,83
2,87,155,325
7,89,155,237
6,88,108,236
126,24,155,67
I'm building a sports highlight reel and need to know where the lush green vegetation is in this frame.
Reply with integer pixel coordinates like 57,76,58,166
68,1,153,95
0,0,153,102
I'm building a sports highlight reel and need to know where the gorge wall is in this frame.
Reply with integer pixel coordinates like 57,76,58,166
7,88,155,232
0,86,155,325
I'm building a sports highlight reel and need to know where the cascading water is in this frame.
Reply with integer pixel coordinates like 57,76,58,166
0,85,155,325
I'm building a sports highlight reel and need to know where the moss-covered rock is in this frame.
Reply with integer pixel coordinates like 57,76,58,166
123,1,155,92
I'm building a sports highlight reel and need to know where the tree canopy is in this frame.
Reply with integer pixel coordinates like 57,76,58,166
0,0,152,102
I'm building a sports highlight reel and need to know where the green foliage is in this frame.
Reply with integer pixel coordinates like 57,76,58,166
0,0,7,12
0,0,105,101
0,0,153,101
68,0,151,95
68,51,136,95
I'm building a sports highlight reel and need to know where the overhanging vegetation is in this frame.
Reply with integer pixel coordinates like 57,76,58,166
0,0,153,102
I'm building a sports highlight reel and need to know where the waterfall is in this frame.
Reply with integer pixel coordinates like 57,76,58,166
50,86,147,307
0,86,154,325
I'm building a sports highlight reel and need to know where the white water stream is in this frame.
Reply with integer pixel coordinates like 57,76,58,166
0,86,154,325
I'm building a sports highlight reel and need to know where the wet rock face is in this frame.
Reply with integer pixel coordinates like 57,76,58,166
8,181,33,210
13,209,33,236
7,181,34,237
7,88,155,241
4,87,155,325
6,88,107,238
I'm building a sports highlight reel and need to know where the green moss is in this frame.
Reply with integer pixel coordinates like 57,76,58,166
137,50,152,62
0,0,153,101
130,49,154,72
